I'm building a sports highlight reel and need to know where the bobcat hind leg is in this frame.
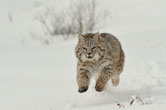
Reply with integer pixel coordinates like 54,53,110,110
111,74,120,87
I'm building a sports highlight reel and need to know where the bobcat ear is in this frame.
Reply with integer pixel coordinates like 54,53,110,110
95,32,100,36
94,31,101,41
77,32,84,40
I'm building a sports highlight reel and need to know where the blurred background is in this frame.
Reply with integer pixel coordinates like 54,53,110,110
0,0,166,110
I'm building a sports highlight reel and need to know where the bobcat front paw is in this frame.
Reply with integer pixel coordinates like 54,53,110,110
95,84,104,92
78,86,88,93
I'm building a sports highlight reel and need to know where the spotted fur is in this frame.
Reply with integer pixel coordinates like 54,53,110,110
75,32,125,93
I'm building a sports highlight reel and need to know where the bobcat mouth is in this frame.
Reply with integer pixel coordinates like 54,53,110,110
87,56,93,59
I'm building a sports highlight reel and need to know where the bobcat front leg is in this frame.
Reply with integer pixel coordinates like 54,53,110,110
77,67,90,93
95,64,114,92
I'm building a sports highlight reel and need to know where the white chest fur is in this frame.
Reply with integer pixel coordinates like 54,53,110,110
88,61,110,80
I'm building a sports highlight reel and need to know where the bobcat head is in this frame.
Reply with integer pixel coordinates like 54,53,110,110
75,32,106,62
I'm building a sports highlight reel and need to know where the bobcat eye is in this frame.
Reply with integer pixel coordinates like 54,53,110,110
82,47,87,51
91,47,96,50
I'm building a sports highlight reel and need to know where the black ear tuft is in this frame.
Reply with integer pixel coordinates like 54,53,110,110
77,32,84,40
94,32,101,41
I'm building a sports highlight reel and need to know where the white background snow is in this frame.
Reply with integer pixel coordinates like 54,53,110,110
0,0,166,110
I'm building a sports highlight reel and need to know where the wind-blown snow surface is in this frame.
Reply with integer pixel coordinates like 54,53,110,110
0,0,166,110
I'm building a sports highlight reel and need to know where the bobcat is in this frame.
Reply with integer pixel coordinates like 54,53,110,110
75,32,125,93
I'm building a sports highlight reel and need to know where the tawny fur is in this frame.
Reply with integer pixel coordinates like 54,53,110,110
75,32,125,93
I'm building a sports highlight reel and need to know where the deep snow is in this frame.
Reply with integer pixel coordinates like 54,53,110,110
0,0,166,110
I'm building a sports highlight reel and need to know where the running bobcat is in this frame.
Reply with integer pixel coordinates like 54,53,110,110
75,32,125,93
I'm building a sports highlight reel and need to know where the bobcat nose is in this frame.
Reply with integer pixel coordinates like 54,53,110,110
87,50,92,55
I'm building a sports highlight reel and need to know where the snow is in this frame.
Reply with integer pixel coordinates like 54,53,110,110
0,0,166,110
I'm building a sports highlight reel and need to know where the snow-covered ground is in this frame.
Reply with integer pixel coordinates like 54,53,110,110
0,0,166,110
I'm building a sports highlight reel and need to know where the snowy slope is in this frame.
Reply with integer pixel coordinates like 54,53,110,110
0,0,166,110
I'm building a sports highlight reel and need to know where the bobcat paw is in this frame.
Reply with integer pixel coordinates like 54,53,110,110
95,85,104,92
78,86,88,93
112,75,120,87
